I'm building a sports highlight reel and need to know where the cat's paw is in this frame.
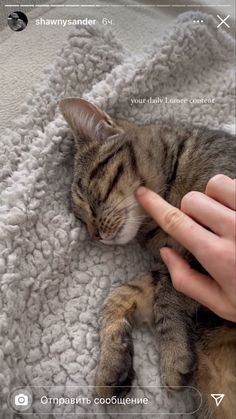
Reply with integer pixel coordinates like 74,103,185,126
160,349,196,390
95,323,135,398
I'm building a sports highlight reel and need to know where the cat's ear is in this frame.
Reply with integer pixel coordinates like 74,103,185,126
59,97,121,144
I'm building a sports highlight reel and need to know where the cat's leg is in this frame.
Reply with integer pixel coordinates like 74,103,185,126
153,267,198,389
96,272,155,398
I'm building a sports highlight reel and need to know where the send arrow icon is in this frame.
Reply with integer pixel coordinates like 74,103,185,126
211,394,225,406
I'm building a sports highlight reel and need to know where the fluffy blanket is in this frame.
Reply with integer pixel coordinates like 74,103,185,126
0,12,235,418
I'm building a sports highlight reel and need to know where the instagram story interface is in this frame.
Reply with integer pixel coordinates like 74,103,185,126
0,0,235,418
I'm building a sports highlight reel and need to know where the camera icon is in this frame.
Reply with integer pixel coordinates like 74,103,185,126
15,393,29,406
9,389,32,412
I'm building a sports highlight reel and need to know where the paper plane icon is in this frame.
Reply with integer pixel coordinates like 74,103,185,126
211,394,225,406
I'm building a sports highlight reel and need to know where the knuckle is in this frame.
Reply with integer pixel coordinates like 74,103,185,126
163,209,185,231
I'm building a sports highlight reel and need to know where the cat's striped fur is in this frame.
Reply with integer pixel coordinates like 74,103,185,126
60,98,236,419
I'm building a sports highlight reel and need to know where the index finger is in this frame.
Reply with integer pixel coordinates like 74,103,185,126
135,187,218,260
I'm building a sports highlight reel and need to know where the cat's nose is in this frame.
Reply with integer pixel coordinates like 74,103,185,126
87,223,101,241
91,230,101,241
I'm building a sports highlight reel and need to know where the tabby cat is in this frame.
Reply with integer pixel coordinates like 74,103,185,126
59,97,236,419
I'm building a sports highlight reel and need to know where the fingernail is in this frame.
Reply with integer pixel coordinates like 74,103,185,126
160,247,169,264
135,186,148,197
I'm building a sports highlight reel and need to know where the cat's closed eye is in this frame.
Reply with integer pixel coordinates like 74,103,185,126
60,97,146,244
71,187,103,240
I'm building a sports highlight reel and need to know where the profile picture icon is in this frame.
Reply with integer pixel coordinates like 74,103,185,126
8,11,28,32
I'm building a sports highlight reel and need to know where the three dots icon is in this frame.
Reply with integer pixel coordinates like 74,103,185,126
193,19,204,23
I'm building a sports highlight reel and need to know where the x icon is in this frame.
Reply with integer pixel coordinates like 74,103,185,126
217,15,230,28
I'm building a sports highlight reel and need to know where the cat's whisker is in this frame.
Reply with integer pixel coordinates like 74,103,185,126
106,195,137,216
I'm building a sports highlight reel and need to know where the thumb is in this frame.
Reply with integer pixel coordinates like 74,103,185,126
159,247,219,305
160,247,236,321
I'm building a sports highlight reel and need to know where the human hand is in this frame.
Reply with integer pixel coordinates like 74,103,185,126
136,175,236,322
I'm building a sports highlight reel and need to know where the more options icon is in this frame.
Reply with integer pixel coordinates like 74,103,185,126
9,388,32,412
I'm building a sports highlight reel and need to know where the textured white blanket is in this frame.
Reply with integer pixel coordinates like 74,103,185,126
0,12,235,418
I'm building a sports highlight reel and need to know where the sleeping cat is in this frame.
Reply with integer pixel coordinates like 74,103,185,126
59,97,236,419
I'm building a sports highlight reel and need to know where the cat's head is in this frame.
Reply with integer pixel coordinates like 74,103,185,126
59,98,146,245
